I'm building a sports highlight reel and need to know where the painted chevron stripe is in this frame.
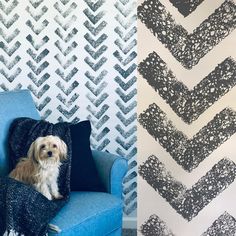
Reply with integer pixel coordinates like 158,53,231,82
36,97,51,111
55,40,77,56
26,34,49,50
115,76,136,91
0,83,22,91
85,81,107,96
87,104,109,119
84,0,105,12
116,124,136,139
29,0,44,8
0,13,19,28
54,54,77,69
0,68,21,82
117,111,136,126
115,87,137,103
57,104,79,119
58,0,71,6
84,56,107,71
28,72,50,87
115,14,136,30
54,2,77,18
89,115,109,130
84,33,107,48
138,0,236,69
1,41,21,56
114,26,137,42
169,0,205,17
84,20,107,36
84,45,107,60
114,38,137,54
116,100,136,114
54,15,77,31
139,52,236,124
86,93,108,107
56,93,79,107
83,8,105,24
116,135,136,150
113,51,137,66
139,104,236,172
55,67,78,82
0,28,20,43
55,27,78,43
91,127,110,141
116,147,137,161
139,155,236,221
85,70,107,85
26,60,49,75
114,1,136,17
56,80,79,95
26,48,49,63
0,0,18,15
0,55,21,69
25,5,48,21
27,84,50,98
26,19,49,35
124,170,137,184
114,63,136,78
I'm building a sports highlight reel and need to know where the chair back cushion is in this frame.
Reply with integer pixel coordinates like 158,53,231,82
0,90,40,176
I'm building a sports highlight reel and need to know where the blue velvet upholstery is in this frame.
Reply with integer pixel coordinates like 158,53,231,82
0,90,128,235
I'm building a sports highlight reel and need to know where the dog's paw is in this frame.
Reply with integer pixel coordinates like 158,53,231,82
53,193,63,200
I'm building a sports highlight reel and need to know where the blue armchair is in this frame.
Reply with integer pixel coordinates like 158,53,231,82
0,90,128,236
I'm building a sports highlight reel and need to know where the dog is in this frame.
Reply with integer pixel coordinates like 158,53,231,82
9,135,67,200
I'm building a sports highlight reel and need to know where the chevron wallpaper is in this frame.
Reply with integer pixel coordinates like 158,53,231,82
0,0,137,217
138,0,236,235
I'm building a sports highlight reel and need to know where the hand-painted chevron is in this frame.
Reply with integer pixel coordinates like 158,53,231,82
139,103,236,172
139,155,236,221
169,0,205,17
141,212,236,236
138,0,236,69
140,214,175,236
0,68,21,82
139,52,236,124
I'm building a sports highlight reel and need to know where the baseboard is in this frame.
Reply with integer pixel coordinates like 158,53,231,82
123,216,137,229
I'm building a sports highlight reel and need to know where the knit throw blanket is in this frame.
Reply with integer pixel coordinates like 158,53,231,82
0,118,71,236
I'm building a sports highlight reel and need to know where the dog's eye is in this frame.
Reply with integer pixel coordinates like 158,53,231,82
53,144,57,148
40,144,45,149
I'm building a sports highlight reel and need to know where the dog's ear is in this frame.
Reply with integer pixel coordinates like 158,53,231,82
27,141,36,161
58,138,67,161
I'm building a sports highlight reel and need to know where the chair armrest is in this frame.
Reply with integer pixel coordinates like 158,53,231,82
91,150,128,199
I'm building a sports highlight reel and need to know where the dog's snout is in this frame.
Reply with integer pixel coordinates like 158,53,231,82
47,151,53,157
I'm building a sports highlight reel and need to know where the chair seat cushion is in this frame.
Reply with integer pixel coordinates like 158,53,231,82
49,192,123,236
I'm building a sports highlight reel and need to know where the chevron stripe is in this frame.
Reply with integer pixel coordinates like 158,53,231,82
54,14,77,31
55,40,77,56
84,20,107,36
84,33,107,48
114,26,137,42
29,0,44,8
115,14,136,30
139,52,236,124
0,55,21,69
0,67,21,82
0,28,19,43
83,8,105,24
36,97,51,111
28,84,50,98
0,0,18,15
56,80,79,96
114,63,136,78
28,72,50,87
54,54,77,69
26,48,49,63
26,19,49,35
25,5,48,21
117,112,136,126
116,100,136,114
169,0,205,17
26,34,49,50
56,93,79,107
26,60,49,75
0,13,19,28
85,70,107,85
113,50,137,66
114,1,136,17
116,147,137,161
138,0,236,69
140,155,236,221
139,103,236,172
55,67,78,82
116,136,136,150
84,56,107,71
84,0,105,12
0,83,22,91
115,76,136,91
1,41,21,56
54,2,77,18
57,104,79,119
54,27,78,43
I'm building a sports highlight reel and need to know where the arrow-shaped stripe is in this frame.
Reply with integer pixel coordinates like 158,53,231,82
86,93,108,107
91,127,110,141
54,2,77,18
58,116,80,124
125,191,137,206
55,27,78,43
1,41,21,56
54,15,77,31
113,50,137,66
116,147,137,160
0,0,18,15
87,104,109,119
54,54,77,69
29,0,44,8
55,67,78,82
124,182,137,195
26,19,49,35
139,52,236,124
27,84,50,98
0,55,20,69
124,171,137,184
84,33,107,48
116,100,136,114
28,72,50,87
139,155,236,221
116,87,137,103
115,14,136,30
114,38,137,54
56,80,79,95
89,114,109,130
55,40,77,56
0,67,21,82
0,13,19,28
56,93,79,107
0,27,19,43
116,124,136,139
25,5,48,21
84,45,107,60
169,0,205,17
57,104,79,119
138,0,236,69
115,1,136,17
0,83,22,91
26,34,49,50
85,70,107,85
83,8,105,25
114,26,137,42
84,56,107,71
83,20,107,36
36,97,51,111
27,60,48,75
26,48,49,63
115,76,136,91
85,81,107,96
84,0,105,12
114,63,136,78
116,135,136,150
117,111,137,126
58,0,71,6
139,103,236,172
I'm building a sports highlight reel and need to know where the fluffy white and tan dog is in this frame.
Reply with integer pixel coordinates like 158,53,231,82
9,135,67,200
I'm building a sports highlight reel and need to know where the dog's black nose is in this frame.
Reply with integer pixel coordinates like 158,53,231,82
47,151,52,157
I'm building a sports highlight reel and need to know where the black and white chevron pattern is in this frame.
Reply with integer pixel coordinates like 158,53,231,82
0,0,137,216
138,0,236,234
